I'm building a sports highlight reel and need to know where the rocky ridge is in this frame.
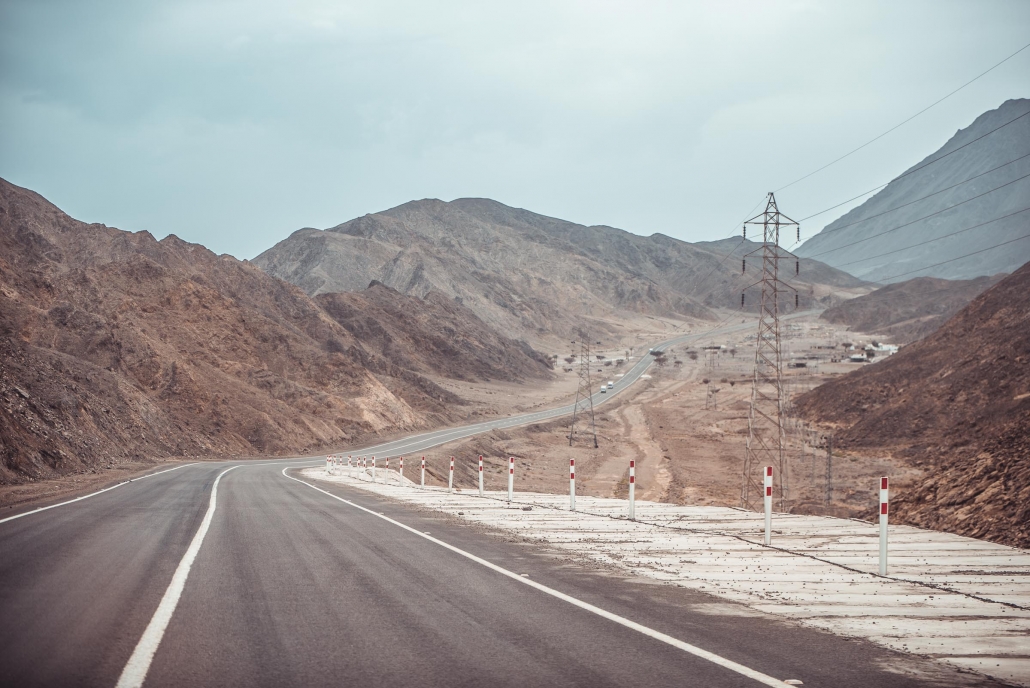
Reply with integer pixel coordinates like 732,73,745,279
0,178,550,485
795,260,1030,548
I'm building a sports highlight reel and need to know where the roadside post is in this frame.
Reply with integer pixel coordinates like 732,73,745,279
478,455,484,497
569,459,576,511
326,455,330,473
400,457,404,482
421,456,426,487
385,457,390,480
880,477,889,575
449,457,454,493
764,466,773,546
628,460,635,520
507,457,515,502
372,456,377,483
349,455,354,478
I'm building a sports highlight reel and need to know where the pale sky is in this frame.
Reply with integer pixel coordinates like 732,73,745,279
1,0,1028,258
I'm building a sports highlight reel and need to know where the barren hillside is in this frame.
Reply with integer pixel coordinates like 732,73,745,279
795,261,1030,547
819,273,1006,344
797,99,1030,282
315,282,552,382
0,178,549,485
254,198,870,343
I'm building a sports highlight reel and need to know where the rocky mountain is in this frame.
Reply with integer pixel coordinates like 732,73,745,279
796,99,1030,282
819,273,1006,344
254,198,870,343
795,260,1030,548
0,179,550,484
315,283,553,382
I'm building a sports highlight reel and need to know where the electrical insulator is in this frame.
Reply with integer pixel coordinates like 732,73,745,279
797,227,800,242
741,293,745,308
796,259,799,276
742,258,746,274
743,226,746,239
795,293,799,308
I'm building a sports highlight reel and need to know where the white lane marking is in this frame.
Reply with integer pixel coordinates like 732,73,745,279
0,463,197,526
282,469,790,687
115,465,239,688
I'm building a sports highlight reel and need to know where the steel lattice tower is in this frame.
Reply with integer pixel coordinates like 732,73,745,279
740,192,799,511
568,340,598,448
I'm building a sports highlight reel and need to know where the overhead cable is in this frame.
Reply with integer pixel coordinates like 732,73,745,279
775,40,1030,193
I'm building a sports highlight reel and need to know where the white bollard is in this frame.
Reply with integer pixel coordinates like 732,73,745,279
879,476,889,575
372,456,376,483
421,456,426,487
385,457,390,482
326,455,330,473
448,456,454,493
628,459,635,520
507,457,515,502
569,458,576,511
478,455,484,497
349,456,353,478
399,457,404,482
764,466,773,546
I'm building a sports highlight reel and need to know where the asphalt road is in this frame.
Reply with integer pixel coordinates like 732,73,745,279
0,311,976,687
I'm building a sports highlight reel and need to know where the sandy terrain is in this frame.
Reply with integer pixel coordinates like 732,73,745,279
423,315,924,522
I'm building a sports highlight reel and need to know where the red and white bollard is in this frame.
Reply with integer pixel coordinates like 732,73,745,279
507,457,515,502
448,456,454,493
478,455,484,497
348,455,353,478
399,457,404,481
326,455,331,472
569,458,576,511
879,477,889,575
371,456,377,483
764,466,773,546
628,459,636,520
385,457,390,475
420,456,426,487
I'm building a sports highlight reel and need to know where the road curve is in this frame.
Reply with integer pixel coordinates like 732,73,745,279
1,310,966,687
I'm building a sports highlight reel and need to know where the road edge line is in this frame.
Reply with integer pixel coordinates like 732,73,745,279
281,468,790,688
0,463,197,526
115,465,238,688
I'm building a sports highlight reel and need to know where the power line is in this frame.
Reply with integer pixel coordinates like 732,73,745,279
800,150,1030,235
794,108,1030,230
775,40,1030,193
876,233,1030,282
805,170,1030,259
833,206,1030,269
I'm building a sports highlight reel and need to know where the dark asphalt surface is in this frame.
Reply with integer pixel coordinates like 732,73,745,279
0,315,996,687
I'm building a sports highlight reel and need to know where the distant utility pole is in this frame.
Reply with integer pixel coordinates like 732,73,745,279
568,340,599,448
740,192,800,512
825,434,833,508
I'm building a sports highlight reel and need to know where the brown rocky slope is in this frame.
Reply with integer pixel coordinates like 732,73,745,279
0,178,550,485
819,274,1006,344
795,261,1030,547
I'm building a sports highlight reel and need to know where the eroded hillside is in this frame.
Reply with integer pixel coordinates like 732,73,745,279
796,261,1030,547
0,179,550,484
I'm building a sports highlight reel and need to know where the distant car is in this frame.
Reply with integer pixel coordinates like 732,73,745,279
606,381,614,389
600,387,606,394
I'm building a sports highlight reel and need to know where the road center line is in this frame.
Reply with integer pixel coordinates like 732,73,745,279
0,463,197,526
115,465,239,688
282,468,791,688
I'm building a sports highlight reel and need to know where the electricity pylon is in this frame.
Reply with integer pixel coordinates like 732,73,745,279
568,340,598,448
740,192,799,511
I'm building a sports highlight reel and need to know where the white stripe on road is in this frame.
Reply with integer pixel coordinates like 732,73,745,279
115,465,239,688
0,463,197,526
282,468,791,687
